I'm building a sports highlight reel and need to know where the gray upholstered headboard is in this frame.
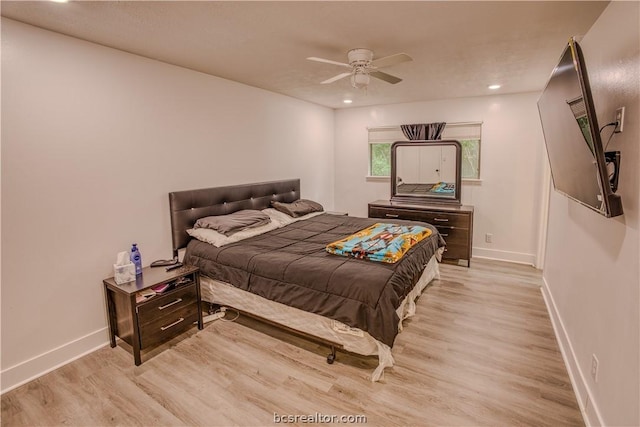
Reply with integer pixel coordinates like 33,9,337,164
168,179,300,256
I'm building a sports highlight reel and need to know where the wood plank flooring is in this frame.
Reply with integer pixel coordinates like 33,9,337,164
1,259,583,426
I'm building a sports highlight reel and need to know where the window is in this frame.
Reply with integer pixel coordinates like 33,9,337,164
368,122,482,180
441,123,482,180
367,127,405,177
370,143,392,177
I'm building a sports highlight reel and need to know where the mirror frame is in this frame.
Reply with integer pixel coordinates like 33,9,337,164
390,140,462,205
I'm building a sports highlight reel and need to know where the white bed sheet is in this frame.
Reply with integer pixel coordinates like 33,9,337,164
199,250,442,381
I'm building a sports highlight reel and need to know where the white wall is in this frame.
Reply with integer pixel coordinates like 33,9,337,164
541,2,639,426
334,92,547,265
0,19,334,392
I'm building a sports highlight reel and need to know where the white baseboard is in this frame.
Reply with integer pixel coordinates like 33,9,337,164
540,278,604,427
472,247,536,266
1,327,109,394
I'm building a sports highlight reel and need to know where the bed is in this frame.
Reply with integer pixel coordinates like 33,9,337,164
169,179,445,380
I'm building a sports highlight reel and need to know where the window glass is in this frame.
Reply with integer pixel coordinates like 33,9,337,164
370,143,392,177
368,123,481,179
459,139,480,179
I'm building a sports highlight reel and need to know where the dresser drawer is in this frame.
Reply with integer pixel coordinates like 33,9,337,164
139,308,199,349
436,226,470,261
369,206,471,229
419,211,471,229
369,206,427,223
442,242,470,260
137,284,198,325
436,226,469,247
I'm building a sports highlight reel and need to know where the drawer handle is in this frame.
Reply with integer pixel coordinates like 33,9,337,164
158,298,182,310
440,233,449,237
160,317,185,331
385,213,400,218
433,217,449,222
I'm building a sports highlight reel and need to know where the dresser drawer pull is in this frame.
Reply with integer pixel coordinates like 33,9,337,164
158,298,183,310
440,233,449,237
433,217,449,222
160,317,184,331
384,213,400,218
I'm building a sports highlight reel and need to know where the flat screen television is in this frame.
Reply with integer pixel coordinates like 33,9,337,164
538,37,623,218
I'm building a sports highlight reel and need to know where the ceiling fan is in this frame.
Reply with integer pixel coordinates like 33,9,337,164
307,48,412,89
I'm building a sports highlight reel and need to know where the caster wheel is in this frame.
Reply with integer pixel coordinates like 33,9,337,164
327,354,335,364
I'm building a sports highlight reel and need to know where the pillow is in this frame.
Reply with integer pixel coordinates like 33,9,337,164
188,219,279,247
262,208,297,226
271,199,324,218
194,209,271,236
187,227,230,247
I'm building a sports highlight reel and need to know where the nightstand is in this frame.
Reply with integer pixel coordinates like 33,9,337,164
103,265,203,365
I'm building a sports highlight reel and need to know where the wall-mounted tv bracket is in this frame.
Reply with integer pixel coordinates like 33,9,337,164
599,117,622,193
605,151,620,193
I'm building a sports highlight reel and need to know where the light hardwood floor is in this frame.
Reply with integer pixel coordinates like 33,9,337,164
1,259,583,426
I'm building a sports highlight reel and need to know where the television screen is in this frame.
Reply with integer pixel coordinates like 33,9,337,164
538,37,622,217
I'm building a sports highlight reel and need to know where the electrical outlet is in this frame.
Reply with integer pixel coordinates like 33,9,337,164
485,233,493,243
615,107,625,133
591,354,599,382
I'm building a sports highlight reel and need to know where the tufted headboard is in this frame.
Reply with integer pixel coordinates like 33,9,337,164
168,179,300,257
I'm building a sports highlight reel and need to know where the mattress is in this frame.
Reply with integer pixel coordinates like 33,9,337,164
184,213,445,347
200,253,441,381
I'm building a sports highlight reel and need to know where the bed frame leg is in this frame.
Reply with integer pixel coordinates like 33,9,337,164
327,346,336,364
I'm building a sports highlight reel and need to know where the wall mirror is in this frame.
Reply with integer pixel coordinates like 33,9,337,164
391,140,462,205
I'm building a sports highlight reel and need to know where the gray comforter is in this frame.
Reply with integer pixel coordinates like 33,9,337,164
184,213,444,347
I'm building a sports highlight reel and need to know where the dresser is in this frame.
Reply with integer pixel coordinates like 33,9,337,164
368,200,474,267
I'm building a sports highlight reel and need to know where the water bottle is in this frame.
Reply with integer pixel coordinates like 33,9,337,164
130,243,142,275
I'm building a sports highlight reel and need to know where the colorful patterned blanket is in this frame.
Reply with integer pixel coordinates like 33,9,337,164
429,182,456,193
325,222,432,263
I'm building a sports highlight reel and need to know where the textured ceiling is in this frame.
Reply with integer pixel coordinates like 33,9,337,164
1,1,609,109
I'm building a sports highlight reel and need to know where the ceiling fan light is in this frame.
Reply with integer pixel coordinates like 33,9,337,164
351,72,370,89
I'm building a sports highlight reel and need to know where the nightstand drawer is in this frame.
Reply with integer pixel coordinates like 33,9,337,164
137,284,198,325
139,308,199,349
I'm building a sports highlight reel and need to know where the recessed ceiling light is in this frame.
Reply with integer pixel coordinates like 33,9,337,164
488,84,501,90
343,99,353,104
50,0,69,3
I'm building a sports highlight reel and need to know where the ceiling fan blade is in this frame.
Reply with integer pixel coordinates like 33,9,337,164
321,72,352,84
370,70,402,84
371,53,413,69
307,57,352,68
